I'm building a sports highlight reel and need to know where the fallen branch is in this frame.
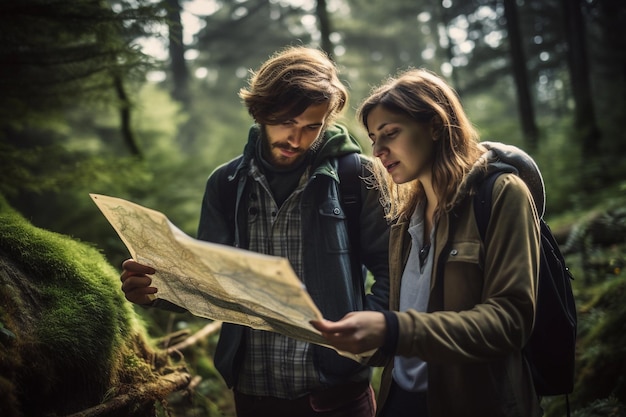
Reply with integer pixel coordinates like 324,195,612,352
187,375,203,392
166,321,222,354
157,328,191,349
64,371,191,417
65,322,222,416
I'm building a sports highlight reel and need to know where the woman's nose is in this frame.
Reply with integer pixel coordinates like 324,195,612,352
372,142,385,158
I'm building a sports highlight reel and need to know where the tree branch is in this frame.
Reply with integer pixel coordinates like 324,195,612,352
63,371,191,417
166,321,222,354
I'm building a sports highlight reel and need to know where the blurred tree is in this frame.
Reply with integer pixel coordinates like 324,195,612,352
0,0,160,139
503,0,539,148
316,0,334,58
582,0,626,164
338,0,440,105
561,0,601,159
165,0,191,106
194,0,313,69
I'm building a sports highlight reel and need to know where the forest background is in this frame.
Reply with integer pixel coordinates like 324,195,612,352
1,0,625,416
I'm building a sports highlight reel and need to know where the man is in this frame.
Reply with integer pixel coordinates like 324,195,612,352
120,46,390,417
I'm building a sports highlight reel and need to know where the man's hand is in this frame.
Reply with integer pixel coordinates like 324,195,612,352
310,311,387,355
120,259,157,305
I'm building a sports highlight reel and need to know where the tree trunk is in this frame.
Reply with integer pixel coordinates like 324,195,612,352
561,0,601,156
165,0,189,105
437,5,461,93
316,0,333,59
113,73,141,157
503,0,539,149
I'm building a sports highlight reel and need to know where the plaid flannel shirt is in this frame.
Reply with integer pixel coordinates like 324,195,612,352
235,160,324,398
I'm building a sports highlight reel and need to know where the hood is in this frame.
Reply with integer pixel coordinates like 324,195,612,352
452,141,546,217
311,123,362,166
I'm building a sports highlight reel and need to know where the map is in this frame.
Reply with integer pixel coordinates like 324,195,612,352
90,194,363,362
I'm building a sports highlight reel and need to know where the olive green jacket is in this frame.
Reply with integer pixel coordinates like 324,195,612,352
377,144,543,417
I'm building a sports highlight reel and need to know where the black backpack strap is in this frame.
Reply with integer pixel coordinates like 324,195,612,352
473,171,505,240
337,152,366,305
338,153,362,249
202,157,248,248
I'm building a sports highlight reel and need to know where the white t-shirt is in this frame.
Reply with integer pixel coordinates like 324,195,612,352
393,201,435,392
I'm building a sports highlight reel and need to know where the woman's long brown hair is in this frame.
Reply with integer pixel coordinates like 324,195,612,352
358,68,483,221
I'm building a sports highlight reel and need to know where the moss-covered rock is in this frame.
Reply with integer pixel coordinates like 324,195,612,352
0,196,172,416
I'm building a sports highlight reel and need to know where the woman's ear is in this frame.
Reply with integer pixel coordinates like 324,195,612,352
430,116,443,140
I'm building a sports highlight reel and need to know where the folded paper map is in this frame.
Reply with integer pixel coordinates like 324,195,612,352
90,193,364,362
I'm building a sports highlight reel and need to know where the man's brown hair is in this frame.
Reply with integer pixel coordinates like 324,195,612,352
239,46,348,126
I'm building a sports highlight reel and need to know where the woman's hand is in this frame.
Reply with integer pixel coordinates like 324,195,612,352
310,311,387,354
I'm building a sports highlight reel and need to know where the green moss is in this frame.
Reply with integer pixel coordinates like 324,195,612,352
575,277,626,402
0,196,168,416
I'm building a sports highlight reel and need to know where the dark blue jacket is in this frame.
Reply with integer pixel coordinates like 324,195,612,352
197,124,390,388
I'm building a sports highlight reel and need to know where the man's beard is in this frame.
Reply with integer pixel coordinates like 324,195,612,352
260,126,326,163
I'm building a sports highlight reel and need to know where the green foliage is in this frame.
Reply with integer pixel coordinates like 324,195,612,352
573,396,626,417
2,81,202,267
0,0,161,129
125,81,250,237
532,116,584,216
539,234,626,417
463,78,523,144
574,273,626,402
0,141,150,198
0,0,169,268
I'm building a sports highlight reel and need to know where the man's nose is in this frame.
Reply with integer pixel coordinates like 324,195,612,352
287,127,303,147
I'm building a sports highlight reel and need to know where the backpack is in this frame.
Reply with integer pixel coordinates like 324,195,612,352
337,153,366,303
474,170,577,399
337,152,362,260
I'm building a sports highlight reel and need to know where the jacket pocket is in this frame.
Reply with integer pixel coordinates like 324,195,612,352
445,240,482,266
443,240,483,310
318,200,350,253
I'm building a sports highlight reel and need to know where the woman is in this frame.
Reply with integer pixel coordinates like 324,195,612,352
311,69,543,417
